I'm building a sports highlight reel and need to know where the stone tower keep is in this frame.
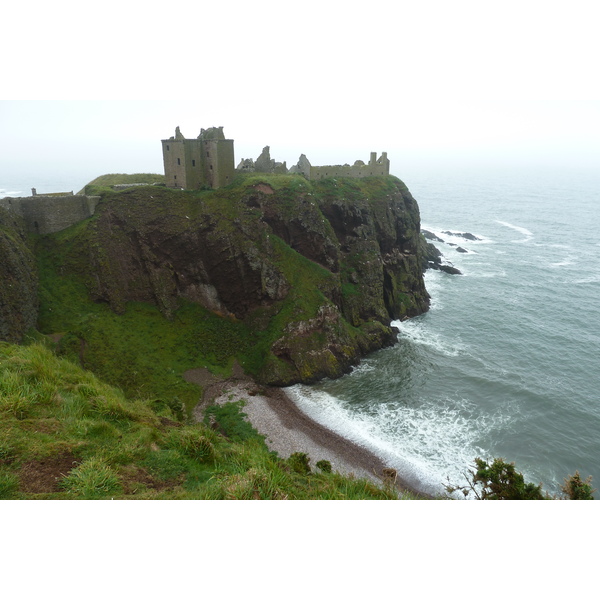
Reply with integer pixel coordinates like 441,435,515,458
161,126,235,190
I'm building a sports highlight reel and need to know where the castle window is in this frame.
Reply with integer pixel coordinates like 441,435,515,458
192,160,196,167
166,145,170,151
206,151,210,157
210,165,213,170
177,158,181,165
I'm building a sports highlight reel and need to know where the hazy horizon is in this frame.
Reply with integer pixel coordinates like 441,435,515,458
3,2,599,188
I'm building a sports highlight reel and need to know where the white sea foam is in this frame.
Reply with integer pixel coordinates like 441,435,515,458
287,384,514,498
348,360,377,375
549,257,575,268
421,224,493,245
422,270,444,309
391,318,466,357
573,275,600,284
496,220,534,243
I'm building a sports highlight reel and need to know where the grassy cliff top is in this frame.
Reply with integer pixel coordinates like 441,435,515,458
77,173,165,194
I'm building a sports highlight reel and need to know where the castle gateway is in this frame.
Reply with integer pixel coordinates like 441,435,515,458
162,126,235,190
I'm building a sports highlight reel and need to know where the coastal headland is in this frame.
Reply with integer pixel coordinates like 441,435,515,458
0,171,441,499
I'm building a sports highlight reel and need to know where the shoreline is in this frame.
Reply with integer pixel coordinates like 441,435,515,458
190,371,431,498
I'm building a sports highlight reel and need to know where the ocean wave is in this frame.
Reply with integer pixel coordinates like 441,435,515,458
391,318,467,357
549,258,575,268
287,384,517,498
573,275,600,284
495,220,534,243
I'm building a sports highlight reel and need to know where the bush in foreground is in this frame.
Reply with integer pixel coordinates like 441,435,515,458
446,457,595,500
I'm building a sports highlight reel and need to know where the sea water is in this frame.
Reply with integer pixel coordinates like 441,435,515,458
3,166,599,498
288,166,600,498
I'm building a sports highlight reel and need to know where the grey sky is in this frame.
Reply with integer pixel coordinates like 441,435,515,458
2,1,599,183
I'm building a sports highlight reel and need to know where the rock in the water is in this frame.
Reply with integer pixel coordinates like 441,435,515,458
439,264,462,275
422,229,444,243
442,230,481,241
456,246,468,253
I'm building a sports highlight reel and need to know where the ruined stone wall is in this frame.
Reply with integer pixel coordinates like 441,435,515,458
0,195,100,235
309,152,390,181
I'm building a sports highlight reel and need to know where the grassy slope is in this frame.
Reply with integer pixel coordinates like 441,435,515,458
0,342,407,500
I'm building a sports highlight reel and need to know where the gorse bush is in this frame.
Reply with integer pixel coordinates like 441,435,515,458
562,471,595,500
446,457,595,500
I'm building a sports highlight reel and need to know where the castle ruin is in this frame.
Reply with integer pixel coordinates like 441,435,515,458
237,147,390,181
161,126,235,190
164,126,390,189
1,127,392,235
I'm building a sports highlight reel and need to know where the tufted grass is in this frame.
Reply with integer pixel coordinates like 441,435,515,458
0,343,405,500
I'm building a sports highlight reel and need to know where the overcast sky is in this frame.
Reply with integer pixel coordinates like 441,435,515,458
2,0,599,188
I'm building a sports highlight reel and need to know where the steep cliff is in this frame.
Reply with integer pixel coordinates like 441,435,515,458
37,174,429,388
0,207,38,342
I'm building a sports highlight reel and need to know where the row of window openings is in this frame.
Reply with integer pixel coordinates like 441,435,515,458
166,146,210,158
177,158,212,169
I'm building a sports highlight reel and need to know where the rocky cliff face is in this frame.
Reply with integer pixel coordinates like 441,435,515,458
37,174,430,385
0,207,38,343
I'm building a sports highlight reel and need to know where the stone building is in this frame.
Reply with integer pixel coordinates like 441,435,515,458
161,126,235,190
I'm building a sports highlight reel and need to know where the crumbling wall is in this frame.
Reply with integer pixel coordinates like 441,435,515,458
237,146,287,175
308,152,390,180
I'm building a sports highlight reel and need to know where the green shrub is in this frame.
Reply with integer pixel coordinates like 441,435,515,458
562,471,595,500
447,457,596,500
316,460,332,473
446,457,546,500
287,452,311,475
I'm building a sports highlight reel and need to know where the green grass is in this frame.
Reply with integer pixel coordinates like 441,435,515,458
0,342,406,500
77,173,165,194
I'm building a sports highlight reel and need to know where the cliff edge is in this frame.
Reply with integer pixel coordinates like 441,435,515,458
34,174,429,391
0,207,38,342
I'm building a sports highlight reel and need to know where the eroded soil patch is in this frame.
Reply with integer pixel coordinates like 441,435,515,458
19,451,79,494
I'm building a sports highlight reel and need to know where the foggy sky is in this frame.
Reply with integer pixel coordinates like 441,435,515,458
2,1,599,183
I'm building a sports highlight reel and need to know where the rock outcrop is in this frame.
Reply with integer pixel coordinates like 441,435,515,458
42,175,430,385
